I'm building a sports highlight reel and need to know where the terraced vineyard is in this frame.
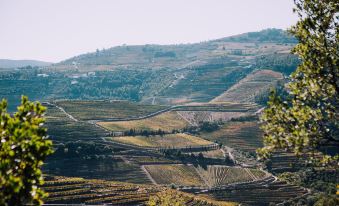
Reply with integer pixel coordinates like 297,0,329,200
43,158,151,184
196,166,268,187
43,176,159,205
109,133,213,148
98,111,189,132
269,152,308,173
55,100,168,120
201,121,263,152
43,176,235,206
144,164,206,187
208,177,308,206
45,104,109,143
211,69,283,103
144,164,270,189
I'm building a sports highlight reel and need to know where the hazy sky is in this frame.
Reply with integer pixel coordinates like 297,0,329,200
0,0,298,62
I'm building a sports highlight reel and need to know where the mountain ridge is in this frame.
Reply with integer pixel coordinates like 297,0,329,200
0,59,52,69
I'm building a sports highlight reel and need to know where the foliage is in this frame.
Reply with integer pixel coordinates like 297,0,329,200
226,28,297,43
258,0,339,166
147,190,187,206
52,141,119,160
199,121,220,132
255,53,300,75
0,96,53,205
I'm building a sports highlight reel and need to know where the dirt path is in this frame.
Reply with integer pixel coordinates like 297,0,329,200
141,165,158,185
44,102,78,122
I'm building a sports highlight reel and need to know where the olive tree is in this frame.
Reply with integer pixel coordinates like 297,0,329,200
258,0,338,166
0,96,53,206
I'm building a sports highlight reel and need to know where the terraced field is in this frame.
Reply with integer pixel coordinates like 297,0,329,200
55,100,167,120
43,158,151,184
43,176,235,206
196,166,268,187
177,111,247,125
109,133,213,148
43,176,159,205
269,152,308,173
45,104,109,143
98,111,189,132
211,69,283,103
208,177,308,206
144,164,269,189
144,164,206,186
201,121,263,152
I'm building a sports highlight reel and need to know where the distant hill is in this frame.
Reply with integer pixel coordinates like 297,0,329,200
0,59,52,68
0,28,298,110
56,28,296,68
215,28,297,43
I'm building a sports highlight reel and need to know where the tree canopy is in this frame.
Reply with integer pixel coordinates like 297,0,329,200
0,96,53,206
258,0,339,166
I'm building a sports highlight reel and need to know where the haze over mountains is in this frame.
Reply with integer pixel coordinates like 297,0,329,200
0,59,52,69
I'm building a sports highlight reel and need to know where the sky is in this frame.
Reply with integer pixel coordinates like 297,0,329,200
0,0,298,62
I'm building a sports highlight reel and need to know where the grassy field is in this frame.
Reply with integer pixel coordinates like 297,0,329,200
144,164,205,186
201,121,263,152
98,111,189,132
55,100,168,121
109,133,213,148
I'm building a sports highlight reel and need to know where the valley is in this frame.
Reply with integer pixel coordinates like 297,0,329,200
2,29,311,206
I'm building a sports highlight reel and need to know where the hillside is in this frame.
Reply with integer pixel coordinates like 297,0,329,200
57,28,295,68
211,69,284,103
1,28,297,111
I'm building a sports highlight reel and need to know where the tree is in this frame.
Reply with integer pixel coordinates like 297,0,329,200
0,96,53,206
257,0,338,166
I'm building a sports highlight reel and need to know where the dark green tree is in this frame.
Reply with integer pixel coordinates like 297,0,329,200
258,0,338,166
0,96,53,205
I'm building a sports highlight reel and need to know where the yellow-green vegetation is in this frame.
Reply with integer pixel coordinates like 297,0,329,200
98,111,188,132
109,133,213,148
200,121,263,152
147,190,237,206
144,165,205,186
